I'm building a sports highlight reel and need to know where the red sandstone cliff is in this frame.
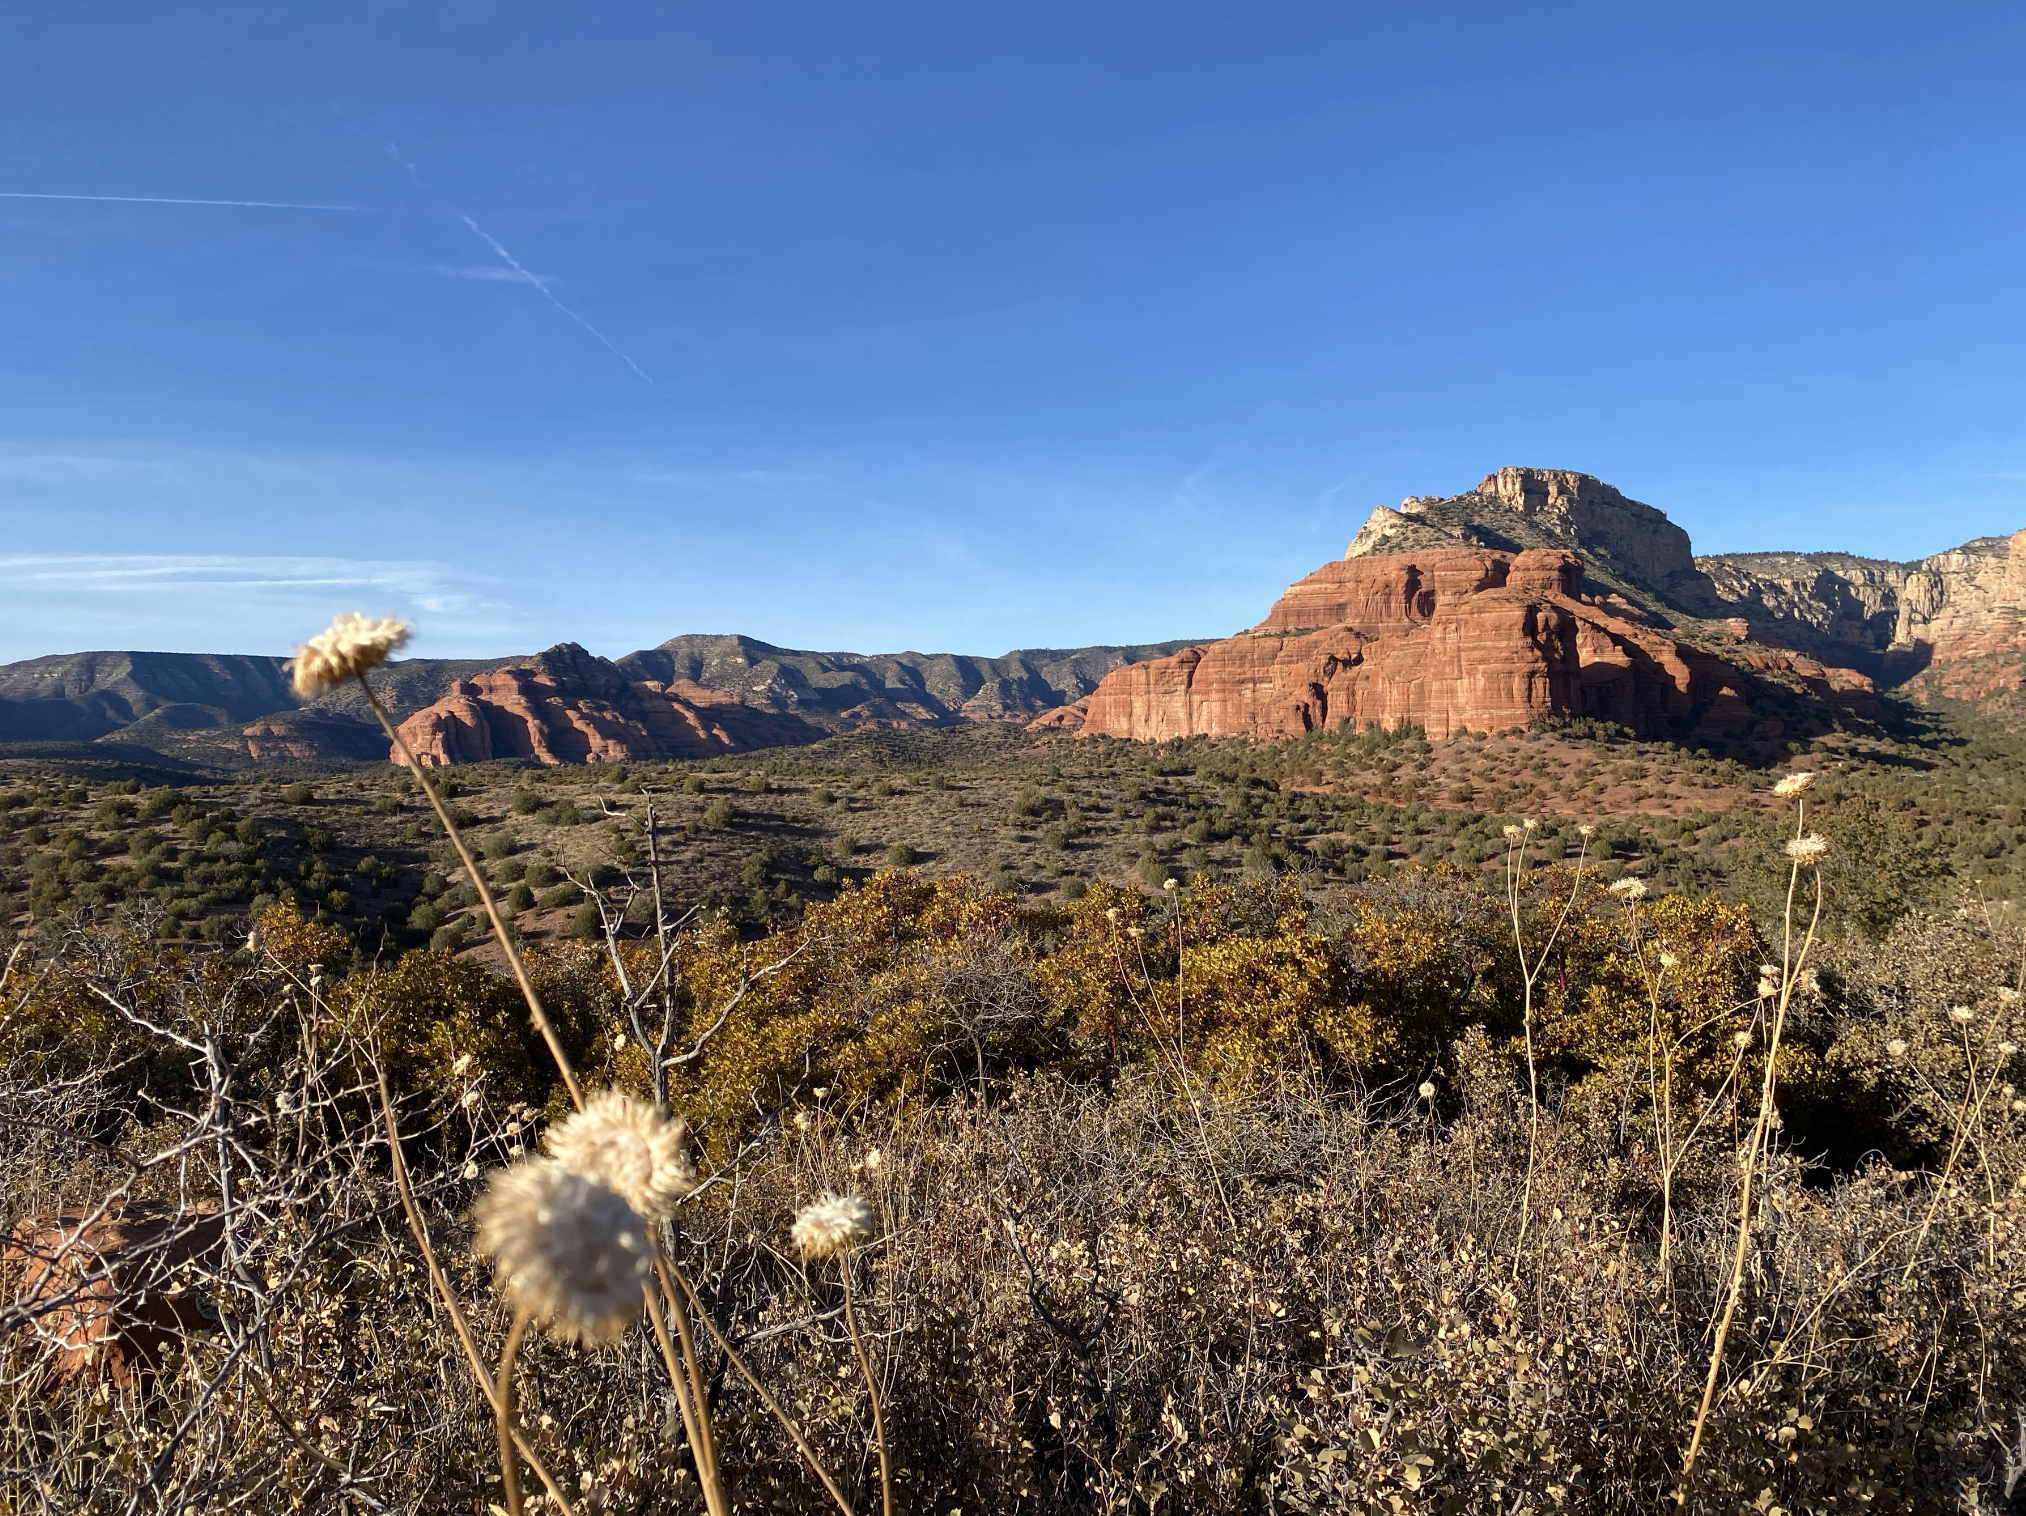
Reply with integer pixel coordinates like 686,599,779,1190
1055,547,1872,743
389,645,821,768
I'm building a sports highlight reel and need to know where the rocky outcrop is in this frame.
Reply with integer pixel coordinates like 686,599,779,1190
1063,545,1874,744
1341,468,2025,722
389,644,824,768
1345,468,1706,609
4,1203,224,1386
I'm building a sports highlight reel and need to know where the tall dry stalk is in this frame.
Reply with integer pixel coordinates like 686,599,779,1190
1679,784,1826,1488
842,1262,893,1516
1505,821,1592,1269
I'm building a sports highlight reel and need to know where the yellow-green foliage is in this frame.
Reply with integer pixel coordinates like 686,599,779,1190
665,871,1044,1158
334,932,611,1122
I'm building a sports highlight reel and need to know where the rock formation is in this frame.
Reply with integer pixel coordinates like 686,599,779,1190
389,644,824,768
1334,467,2025,724
4,1202,224,1385
1060,542,1876,744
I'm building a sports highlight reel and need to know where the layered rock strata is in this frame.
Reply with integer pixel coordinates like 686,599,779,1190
1060,546,1873,743
390,644,822,768
1344,469,2025,710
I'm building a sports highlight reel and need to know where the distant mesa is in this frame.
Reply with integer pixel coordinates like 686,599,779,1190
1049,466,2021,743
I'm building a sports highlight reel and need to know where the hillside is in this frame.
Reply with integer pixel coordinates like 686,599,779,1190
0,635,1208,767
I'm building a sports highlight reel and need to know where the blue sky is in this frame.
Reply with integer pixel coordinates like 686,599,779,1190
2,1,2023,663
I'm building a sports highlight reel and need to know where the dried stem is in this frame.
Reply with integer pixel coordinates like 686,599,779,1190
842,1261,893,1516
497,1307,533,1516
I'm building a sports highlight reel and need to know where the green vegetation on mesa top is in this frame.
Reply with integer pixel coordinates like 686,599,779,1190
1,696,2020,953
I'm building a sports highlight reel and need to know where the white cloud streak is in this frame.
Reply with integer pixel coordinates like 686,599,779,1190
0,191,356,211
454,212,660,389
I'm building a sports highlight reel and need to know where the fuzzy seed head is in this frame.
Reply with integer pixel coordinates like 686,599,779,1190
546,1089,695,1220
474,1160,651,1343
1418,1081,1437,1101
1949,1006,1975,1024
1522,818,1537,831
1502,825,1522,841
287,613,411,699
1577,824,1595,838
1163,878,1179,892
791,1193,874,1261
1772,772,1816,797
1657,951,1681,972
1785,834,1830,866
1886,1039,1909,1058
1998,1042,2017,1057
1607,877,1647,900
1734,1031,1752,1049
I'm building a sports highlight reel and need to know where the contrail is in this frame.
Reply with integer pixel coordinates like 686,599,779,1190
455,211,659,390
0,191,356,211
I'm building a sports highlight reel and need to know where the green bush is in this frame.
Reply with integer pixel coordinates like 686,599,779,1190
744,775,772,794
481,831,520,861
885,842,919,868
281,783,316,806
571,900,603,939
505,882,536,913
703,799,738,829
524,860,560,888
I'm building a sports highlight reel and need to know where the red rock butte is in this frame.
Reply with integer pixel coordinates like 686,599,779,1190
390,647,820,767
1051,546,1873,743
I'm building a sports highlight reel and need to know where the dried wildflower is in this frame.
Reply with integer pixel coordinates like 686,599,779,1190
1734,1031,1752,1048
1577,824,1595,838
1772,772,1815,797
1607,878,1646,900
813,1086,831,1101
1105,908,1120,923
1998,1042,2018,1057
1418,1081,1437,1101
286,613,411,699
462,1160,481,1180
546,1089,695,1221
1658,951,1681,972
792,1194,875,1261
1997,987,2021,1004
1163,878,1179,892
1502,825,1522,841
1886,1039,1909,1058
1784,834,1830,866
863,1147,883,1171
474,1160,652,1343
792,1112,814,1132
1949,1006,1975,1024
1127,926,1145,939
461,1090,480,1109
1522,818,1537,831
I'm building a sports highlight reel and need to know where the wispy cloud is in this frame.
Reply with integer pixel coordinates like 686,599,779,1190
0,191,355,211
0,553,463,597
0,553,519,661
